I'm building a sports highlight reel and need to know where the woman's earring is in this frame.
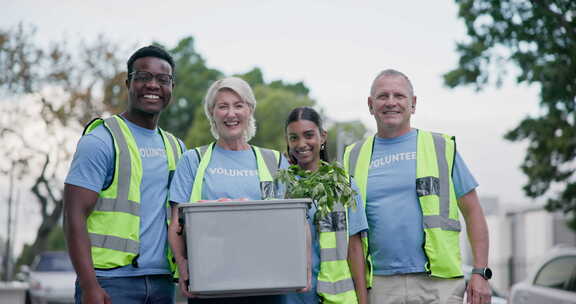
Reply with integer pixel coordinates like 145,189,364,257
321,144,326,150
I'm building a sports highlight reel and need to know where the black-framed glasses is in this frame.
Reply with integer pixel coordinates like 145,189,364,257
129,71,174,86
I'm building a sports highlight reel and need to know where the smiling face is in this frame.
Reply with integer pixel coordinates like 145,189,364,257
126,56,173,116
368,74,417,138
212,89,252,144
286,119,327,172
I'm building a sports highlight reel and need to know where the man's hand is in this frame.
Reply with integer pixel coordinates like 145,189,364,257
82,283,111,304
466,274,491,304
458,190,491,304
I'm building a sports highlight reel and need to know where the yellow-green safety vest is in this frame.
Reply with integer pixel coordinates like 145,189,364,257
83,115,183,271
317,202,361,303
188,142,280,202
343,129,463,278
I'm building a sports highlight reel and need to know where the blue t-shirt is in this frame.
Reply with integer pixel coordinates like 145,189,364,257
366,129,478,275
280,179,368,304
170,144,288,202
65,117,185,277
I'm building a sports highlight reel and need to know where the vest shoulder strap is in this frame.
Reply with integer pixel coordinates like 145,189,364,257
83,117,105,135
97,115,135,203
189,143,215,202
255,147,281,178
345,136,374,178
160,129,184,155
194,144,210,161
346,141,362,178
159,129,183,168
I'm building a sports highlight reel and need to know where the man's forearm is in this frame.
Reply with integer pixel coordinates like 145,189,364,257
458,189,492,304
64,184,99,290
468,216,489,267
459,190,489,267
66,211,99,288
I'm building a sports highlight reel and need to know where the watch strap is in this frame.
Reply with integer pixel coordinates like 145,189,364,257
471,267,492,280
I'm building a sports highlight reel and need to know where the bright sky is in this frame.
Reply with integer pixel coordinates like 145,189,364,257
2,0,544,251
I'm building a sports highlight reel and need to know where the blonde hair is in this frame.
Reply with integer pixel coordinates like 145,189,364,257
203,77,257,141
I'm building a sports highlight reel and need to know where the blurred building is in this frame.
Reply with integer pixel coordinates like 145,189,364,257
460,196,576,293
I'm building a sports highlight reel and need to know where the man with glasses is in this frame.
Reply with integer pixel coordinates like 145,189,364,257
64,45,185,304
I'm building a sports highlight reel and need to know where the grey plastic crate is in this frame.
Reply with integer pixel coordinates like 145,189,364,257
179,199,311,298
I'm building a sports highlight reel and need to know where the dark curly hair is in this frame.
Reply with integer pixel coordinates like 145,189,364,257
126,45,175,78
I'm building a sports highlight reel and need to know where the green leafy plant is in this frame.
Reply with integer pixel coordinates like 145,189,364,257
275,161,357,222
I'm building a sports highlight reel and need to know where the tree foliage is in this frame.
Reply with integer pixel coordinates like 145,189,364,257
0,23,125,264
158,37,222,139
445,1,576,224
276,161,357,223
251,82,316,151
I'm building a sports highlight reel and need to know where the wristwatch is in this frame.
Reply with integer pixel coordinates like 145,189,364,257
471,267,493,280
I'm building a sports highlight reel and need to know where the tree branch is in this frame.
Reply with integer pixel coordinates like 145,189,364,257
31,154,50,218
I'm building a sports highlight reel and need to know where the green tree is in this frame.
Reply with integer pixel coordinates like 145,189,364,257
158,37,222,138
251,85,315,151
238,67,265,87
444,1,576,226
0,23,126,265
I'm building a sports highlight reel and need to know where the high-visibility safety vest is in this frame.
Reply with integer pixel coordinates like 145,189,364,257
188,142,280,202
317,202,360,303
343,130,463,278
83,115,183,270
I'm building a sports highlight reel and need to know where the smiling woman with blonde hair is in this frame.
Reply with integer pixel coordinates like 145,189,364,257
167,77,289,304
203,77,257,143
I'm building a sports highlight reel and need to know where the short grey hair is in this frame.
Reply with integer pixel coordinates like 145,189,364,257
370,69,415,97
203,77,257,141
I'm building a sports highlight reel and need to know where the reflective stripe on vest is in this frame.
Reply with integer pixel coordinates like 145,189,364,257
162,129,181,220
416,131,462,278
160,129,183,276
340,140,375,289
344,130,463,278
317,203,359,303
189,143,280,202
257,148,279,181
88,233,139,254
84,115,181,269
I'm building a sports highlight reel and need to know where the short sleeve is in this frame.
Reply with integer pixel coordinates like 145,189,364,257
169,149,200,204
453,151,479,198
347,178,369,236
64,127,114,193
